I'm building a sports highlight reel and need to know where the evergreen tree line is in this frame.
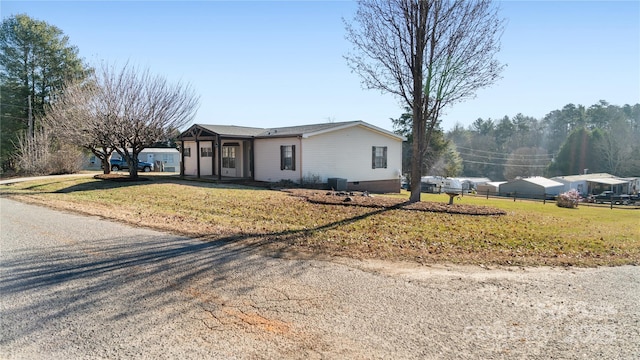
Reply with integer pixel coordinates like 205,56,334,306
397,101,640,181
1,14,196,177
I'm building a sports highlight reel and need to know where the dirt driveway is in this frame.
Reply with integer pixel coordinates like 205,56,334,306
1,197,638,359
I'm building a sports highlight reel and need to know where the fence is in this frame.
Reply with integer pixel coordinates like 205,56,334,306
474,190,640,209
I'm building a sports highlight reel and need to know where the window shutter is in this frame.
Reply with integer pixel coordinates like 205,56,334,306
383,146,387,168
372,146,376,169
280,146,285,170
291,145,296,171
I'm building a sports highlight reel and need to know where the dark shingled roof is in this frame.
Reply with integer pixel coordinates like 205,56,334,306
257,121,362,137
198,125,265,137
189,120,404,140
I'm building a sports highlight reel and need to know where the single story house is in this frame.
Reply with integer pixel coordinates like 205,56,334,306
177,120,405,193
83,147,180,172
499,176,565,199
135,148,181,172
551,173,638,195
551,173,615,196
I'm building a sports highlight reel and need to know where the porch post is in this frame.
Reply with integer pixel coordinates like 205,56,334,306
217,135,222,180
250,138,255,181
196,140,201,178
211,142,215,177
180,140,185,177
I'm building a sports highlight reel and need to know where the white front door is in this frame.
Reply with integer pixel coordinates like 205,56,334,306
221,146,239,177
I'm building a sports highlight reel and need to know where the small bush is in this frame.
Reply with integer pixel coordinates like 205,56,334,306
556,189,581,208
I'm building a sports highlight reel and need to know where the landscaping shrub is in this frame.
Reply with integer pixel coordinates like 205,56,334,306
556,189,580,208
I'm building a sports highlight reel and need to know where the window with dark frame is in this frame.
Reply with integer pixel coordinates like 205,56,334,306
372,146,387,169
222,146,236,168
200,147,213,157
183,147,191,157
280,145,295,170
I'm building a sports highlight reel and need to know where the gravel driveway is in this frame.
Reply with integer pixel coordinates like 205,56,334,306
1,197,638,359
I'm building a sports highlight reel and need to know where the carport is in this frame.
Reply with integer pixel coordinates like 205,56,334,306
586,178,629,195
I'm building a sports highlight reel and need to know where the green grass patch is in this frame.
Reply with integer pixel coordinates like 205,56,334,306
2,176,638,266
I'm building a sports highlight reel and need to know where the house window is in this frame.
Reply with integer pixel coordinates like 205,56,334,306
280,145,295,171
201,147,212,157
372,146,387,169
183,147,191,157
222,146,236,168
162,154,173,163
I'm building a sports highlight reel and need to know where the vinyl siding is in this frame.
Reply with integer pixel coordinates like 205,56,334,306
253,137,301,182
253,126,402,184
183,141,198,176
300,125,401,183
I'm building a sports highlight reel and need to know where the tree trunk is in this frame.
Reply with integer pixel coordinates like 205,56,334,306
128,150,139,179
409,1,428,203
102,157,111,174
409,114,426,203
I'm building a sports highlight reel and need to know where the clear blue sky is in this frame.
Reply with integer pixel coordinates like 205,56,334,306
3,1,639,132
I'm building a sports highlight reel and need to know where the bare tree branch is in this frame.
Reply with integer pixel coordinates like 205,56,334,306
44,62,200,178
345,0,505,202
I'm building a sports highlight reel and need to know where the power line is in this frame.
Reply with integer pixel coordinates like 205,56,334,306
457,151,553,161
461,159,549,168
456,146,552,157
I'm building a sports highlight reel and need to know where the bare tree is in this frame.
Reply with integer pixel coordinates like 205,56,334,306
345,0,505,202
106,64,199,178
45,63,200,178
45,77,117,174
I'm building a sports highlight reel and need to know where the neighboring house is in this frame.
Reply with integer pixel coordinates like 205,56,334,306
177,120,404,193
499,177,565,199
136,148,180,172
620,177,640,195
82,148,180,172
83,153,103,171
551,173,615,196
551,173,634,196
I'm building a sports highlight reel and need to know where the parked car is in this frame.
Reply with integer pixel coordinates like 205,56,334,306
110,158,153,172
593,191,631,205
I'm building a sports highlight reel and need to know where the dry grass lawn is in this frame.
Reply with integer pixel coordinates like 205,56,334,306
2,175,638,267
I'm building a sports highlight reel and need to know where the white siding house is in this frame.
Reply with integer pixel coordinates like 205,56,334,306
551,173,615,196
82,147,180,172
177,121,405,193
138,148,180,172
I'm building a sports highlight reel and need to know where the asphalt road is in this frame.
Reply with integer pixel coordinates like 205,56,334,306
1,197,638,359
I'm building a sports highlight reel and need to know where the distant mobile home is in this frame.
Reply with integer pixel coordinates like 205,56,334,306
551,173,632,195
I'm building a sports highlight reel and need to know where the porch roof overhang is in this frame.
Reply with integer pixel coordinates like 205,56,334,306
177,124,262,141
587,178,628,186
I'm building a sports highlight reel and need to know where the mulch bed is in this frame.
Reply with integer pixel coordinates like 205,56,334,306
283,189,506,216
93,174,150,182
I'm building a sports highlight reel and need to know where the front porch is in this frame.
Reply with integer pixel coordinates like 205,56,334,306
177,125,262,180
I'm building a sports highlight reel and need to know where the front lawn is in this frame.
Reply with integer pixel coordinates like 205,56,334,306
2,176,638,266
